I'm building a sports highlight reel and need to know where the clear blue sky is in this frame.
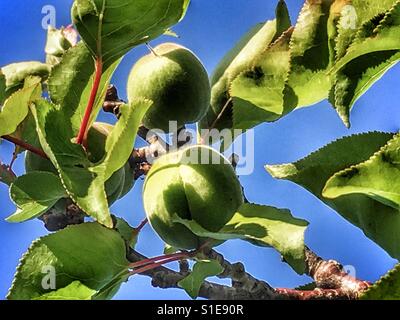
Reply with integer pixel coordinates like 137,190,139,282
0,0,399,300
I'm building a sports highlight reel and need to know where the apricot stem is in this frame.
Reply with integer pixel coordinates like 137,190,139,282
2,135,48,159
201,97,232,144
129,252,190,269
76,57,103,145
129,255,190,276
135,218,148,232
210,98,232,131
145,43,159,57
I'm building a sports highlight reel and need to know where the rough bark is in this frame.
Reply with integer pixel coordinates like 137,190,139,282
127,246,370,300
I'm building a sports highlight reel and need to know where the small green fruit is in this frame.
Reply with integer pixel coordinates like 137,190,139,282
127,43,211,132
143,145,244,250
25,122,133,205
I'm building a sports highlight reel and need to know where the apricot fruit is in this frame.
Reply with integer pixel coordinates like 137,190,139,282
143,145,244,250
127,43,210,132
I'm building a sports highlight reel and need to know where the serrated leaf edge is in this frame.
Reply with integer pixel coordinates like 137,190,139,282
266,131,395,179
322,132,400,198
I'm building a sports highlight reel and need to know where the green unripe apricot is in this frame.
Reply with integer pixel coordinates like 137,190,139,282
143,145,244,250
25,123,134,205
127,43,211,132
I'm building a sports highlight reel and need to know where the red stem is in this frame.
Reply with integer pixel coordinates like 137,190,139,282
129,252,190,269
130,255,189,276
76,58,103,145
135,218,148,233
2,135,48,159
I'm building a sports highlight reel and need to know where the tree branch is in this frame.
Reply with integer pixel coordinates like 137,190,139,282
127,249,252,300
203,248,278,299
274,288,359,300
2,135,48,159
126,246,371,300
303,247,370,299
0,161,16,186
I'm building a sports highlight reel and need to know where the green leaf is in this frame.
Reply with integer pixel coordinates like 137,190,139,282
266,131,400,260
330,51,400,127
45,27,73,58
114,217,137,249
164,28,179,38
10,107,41,155
230,28,294,130
200,19,279,132
0,163,16,186
333,2,400,70
335,0,398,60
71,0,190,64
284,0,335,109
199,0,292,149
0,77,42,137
34,281,96,300
7,222,129,300
0,71,6,105
48,42,120,133
31,99,151,228
164,244,179,255
93,101,152,181
178,260,224,299
32,99,113,227
225,203,308,274
45,26,77,66
1,62,50,90
274,0,292,41
326,0,351,64
6,171,67,223
330,2,400,126
92,273,129,300
323,134,400,210
361,264,400,300
174,203,308,274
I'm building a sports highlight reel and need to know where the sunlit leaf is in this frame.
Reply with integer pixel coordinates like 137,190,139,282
45,26,77,66
323,134,400,210
31,99,151,227
266,131,400,259
0,76,41,137
362,264,400,300
284,0,335,109
230,28,294,130
335,0,398,60
204,20,286,132
48,42,120,134
34,281,96,300
71,0,190,64
7,171,67,223
330,2,400,126
7,223,129,300
178,260,224,299
174,203,308,274
1,62,50,90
